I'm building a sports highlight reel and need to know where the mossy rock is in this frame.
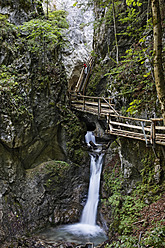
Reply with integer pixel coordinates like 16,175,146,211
26,160,70,185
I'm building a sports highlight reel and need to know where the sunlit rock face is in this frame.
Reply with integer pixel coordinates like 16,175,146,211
0,0,43,25
43,0,94,89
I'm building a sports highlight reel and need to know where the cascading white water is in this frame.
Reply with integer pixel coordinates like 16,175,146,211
81,132,103,226
85,131,96,145
39,131,107,244
60,131,105,237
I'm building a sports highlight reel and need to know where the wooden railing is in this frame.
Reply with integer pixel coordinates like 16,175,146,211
75,57,94,94
69,93,165,147
69,93,116,118
106,114,165,146
70,56,165,146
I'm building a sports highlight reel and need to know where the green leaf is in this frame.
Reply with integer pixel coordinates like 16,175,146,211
73,1,78,7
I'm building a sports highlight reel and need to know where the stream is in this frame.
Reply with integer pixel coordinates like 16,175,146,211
38,132,107,246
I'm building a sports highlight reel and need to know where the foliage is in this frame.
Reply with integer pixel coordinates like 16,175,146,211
102,148,164,247
107,225,165,248
0,10,68,118
106,235,139,248
106,40,157,114
126,0,142,7
103,165,146,236
86,0,159,115
17,10,68,54
142,225,165,247
126,99,142,115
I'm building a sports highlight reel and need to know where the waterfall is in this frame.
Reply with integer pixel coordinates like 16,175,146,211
39,131,107,244
81,132,103,226
85,131,96,145
61,131,105,236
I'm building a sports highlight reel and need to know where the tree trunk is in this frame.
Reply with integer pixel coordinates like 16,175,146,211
159,0,165,21
112,0,119,64
151,0,165,124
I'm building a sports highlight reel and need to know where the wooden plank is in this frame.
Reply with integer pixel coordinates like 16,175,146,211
71,104,114,114
109,130,165,146
100,109,115,114
71,100,114,108
75,68,84,92
110,114,152,123
71,94,113,101
102,97,119,116
155,126,165,130
98,98,101,118
156,134,165,138
109,121,151,132
71,105,115,116
110,128,150,138
110,131,146,141
70,93,165,146
155,141,165,146
71,106,98,115
151,118,163,121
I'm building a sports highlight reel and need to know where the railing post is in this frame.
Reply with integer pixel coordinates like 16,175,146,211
151,119,156,146
98,98,101,118
141,121,149,146
109,115,113,133
68,91,71,107
83,96,85,110
106,114,113,133
106,114,109,132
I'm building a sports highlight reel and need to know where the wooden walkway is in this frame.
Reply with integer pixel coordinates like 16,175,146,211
69,93,165,147
75,57,94,95
69,59,165,147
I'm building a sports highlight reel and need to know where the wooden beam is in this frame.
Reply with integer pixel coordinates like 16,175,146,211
102,97,119,116
98,98,101,118
151,118,163,121
71,94,113,101
155,126,165,130
109,121,151,132
110,114,152,123
71,100,114,108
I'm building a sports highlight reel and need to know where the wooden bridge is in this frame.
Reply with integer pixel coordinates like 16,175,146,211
69,59,165,147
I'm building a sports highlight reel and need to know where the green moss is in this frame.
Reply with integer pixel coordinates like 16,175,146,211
44,160,70,187
59,105,87,164
26,160,71,189
86,62,109,96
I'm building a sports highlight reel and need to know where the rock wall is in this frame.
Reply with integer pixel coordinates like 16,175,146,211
0,0,44,25
0,0,90,242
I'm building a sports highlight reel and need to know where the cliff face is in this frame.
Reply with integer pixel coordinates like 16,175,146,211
0,0,44,24
52,0,94,89
0,0,89,242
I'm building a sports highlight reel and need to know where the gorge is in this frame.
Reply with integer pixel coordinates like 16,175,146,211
0,0,165,247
